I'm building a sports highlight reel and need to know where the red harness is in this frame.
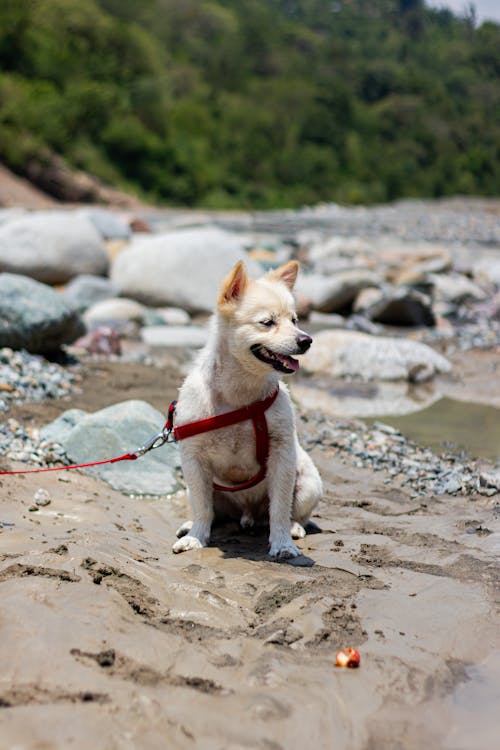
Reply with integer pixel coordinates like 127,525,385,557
168,386,279,492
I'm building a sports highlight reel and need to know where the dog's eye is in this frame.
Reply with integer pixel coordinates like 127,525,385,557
292,315,298,325
260,319,275,328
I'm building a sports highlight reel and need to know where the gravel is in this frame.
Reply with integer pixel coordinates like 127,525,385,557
0,348,80,413
300,414,497,497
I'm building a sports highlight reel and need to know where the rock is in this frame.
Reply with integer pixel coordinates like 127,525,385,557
111,226,263,312
77,208,131,240
73,327,122,356
296,270,380,313
355,287,435,327
141,325,208,348
33,488,51,506
0,273,84,353
62,274,119,313
307,236,372,274
128,216,152,233
0,211,109,284
389,249,452,285
428,273,487,304
83,298,147,327
155,307,191,326
479,471,500,492
472,259,500,288
308,311,346,328
41,400,181,496
301,329,451,381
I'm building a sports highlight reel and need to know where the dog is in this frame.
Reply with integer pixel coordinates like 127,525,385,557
172,259,322,559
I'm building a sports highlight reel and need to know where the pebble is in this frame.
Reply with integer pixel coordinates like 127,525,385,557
33,488,51,506
0,348,80,412
300,414,492,497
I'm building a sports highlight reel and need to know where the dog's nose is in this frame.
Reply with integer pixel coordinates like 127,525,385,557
296,333,312,353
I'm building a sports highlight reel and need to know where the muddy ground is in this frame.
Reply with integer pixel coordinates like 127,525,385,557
1,353,499,750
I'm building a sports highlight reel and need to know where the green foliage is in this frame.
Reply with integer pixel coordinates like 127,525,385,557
0,0,499,207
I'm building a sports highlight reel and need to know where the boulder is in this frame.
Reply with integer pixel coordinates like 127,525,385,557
155,307,191,326
307,236,372,274
62,274,119,313
472,259,500,289
296,270,380,313
41,400,181,496
0,211,109,284
141,325,208,348
111,226,263,313
83,298,147,328
77,208,131,240
428,273,487,303
301,329,451,382
354,287,435,327
0,273,84,353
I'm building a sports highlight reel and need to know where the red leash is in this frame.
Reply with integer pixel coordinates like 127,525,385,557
0,390,279,491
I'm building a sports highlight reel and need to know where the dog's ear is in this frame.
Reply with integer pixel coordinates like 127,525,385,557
267,260,299,291
217,261,249,312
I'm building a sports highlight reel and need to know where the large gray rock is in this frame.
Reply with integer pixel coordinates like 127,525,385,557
110,226,263,313
41,400,181,496
77,208,131,240
62,274,119,313
301,329,451,382
0,211,109,284
0,273,84,353
354,287,435,327
296,270,380,313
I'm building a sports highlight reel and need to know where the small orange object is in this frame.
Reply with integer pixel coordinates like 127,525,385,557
335,648,360,668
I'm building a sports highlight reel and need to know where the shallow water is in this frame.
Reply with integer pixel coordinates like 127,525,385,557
371,397,500,462
443,652,500,750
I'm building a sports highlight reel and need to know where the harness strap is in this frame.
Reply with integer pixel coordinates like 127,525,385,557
172,386,279,493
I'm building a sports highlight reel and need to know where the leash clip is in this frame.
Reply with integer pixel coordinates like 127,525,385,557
135,427,174,457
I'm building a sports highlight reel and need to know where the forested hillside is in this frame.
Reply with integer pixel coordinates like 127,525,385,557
0,0,499,208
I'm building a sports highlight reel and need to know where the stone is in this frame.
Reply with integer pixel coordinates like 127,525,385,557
307,236,372,274
141,325,208,348
155,307,191,326
355,286,435,327
62,274,119,313
479,471,500,492
73,327,122,356
308,311,346,328
390,250,452,285
111,226,263,312
472,259,500,288
0,211,109,284
428,273,487,303
83,298,148,327
295,270,381,313
41,400,181,496
77,208,131,240
0,273,84,353
301,329,451,381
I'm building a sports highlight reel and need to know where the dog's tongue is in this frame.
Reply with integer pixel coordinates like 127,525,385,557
278,354,300,371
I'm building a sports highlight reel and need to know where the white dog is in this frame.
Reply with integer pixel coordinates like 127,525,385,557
172,260,322,559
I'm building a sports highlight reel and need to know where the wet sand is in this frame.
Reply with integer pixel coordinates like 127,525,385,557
1,357,499,749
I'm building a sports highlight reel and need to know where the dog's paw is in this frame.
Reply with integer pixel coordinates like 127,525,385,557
269,539,302,560
290,521,306,539
175,520,193,539
172,535,205,554
240,512,255,530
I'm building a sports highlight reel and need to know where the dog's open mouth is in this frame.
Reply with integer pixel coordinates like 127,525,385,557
250,344,300,374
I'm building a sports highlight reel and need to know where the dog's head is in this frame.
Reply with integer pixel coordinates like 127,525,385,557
217,260,312,375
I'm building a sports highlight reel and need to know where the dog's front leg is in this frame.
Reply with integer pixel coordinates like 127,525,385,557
172,452,214,554
267,440,301,559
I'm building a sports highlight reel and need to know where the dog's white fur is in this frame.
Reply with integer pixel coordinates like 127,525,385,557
172,260,322,559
